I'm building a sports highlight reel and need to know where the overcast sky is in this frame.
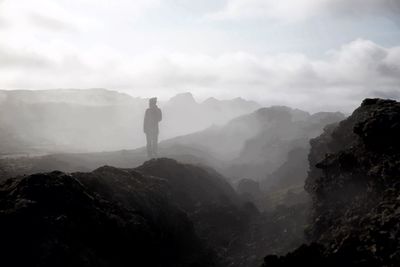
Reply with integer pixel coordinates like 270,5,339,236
0,0,400,112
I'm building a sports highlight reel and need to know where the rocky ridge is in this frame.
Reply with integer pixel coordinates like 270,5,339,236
263,98,400,267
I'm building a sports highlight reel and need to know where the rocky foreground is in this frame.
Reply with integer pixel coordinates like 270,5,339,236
264,98,400,267
0,158,306,267
0,164,216,267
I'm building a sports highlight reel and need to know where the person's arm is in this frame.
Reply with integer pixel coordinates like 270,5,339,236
158,108,162,122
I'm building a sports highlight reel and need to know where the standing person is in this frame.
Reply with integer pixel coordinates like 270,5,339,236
143,97,162,158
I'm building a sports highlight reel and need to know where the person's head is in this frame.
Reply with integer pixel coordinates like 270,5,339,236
149,97,157,108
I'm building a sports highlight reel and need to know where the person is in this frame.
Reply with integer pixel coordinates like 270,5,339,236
143,97,162,158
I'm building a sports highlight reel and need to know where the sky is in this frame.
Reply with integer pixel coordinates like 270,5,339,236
0,0,400,112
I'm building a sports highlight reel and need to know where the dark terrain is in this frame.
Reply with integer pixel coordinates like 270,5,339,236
263,98,400,266
0,158,307,267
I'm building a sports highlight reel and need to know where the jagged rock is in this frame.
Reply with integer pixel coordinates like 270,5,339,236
0,157,312,267
135,158,305,267
0,166,215,267
263,98,400,267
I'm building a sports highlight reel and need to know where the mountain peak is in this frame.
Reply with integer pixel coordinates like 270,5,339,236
232,97,245,103
203,97,219,104
168,92,197,105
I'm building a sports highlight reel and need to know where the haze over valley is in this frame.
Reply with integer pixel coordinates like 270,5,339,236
0,89,259,155
1,0,400,266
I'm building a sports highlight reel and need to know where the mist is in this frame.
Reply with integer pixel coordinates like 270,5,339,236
1,1,400,267
0,89,260,155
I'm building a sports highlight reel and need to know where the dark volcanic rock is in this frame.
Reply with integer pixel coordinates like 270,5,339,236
0,157,312,267
134,158,307,267
135,158,247,255
136,158,240,211
235,202,309,267
263,98,400,267
0,167,215,267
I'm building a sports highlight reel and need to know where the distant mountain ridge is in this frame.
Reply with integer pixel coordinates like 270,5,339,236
163,105,345,187
0,89,260,155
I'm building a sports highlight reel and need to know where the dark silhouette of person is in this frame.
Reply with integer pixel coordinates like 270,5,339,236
143,97,162,158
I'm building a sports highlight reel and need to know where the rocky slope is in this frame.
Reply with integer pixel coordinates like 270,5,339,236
0,162,216,267
232,109,345,184
0,157,310,267
135,159,252,262
135,159,311,267
263,98,400,266
165,106,345,190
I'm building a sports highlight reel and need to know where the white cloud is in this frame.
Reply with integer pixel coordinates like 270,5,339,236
0,1,399,112
208,0,400,21
0,0,161,32
28,13,77,32
1,39,399,112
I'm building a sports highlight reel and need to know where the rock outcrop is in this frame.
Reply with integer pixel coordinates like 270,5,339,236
135,159,248,257
0,157,311,267
0,164,215,267
263,99,400,266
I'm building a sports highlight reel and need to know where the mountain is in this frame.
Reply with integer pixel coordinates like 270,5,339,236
263,98,400,267
165,105,345,188
0,89,260,155
160,92,260,139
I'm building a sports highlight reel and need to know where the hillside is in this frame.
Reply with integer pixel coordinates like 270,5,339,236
165,105,345,188
263,98,400,266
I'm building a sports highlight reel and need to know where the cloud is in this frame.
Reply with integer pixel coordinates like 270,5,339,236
208,0,400,21
0,0,398,113
0,39,399,112
0,45,54,69
29,13,76,32
0,0,88,32
0,17,6,28
0,0,8,28
0,0,161,33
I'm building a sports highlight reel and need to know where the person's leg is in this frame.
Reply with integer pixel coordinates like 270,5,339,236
146,133,152,158
153,133,158,157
